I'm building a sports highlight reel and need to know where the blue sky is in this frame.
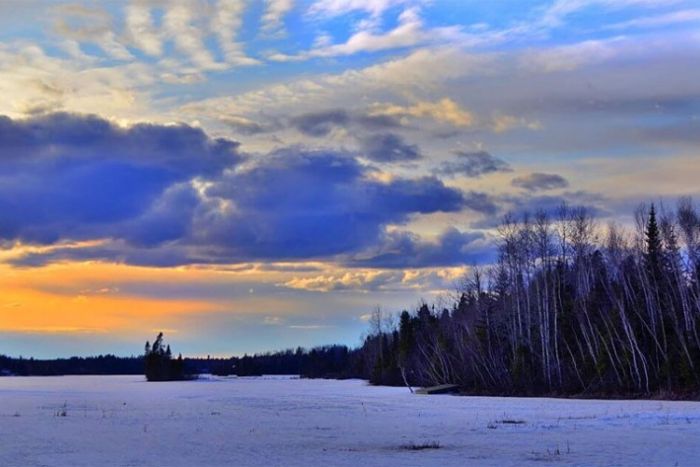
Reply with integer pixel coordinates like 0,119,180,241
0,0,699,358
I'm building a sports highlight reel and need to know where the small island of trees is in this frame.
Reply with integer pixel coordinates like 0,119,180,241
144,332,191,381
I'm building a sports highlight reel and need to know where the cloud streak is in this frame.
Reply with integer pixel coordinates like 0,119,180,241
511,172,570,191
435,151,512,178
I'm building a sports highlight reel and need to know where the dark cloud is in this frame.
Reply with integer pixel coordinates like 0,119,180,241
0,113,239,175
462,190,500,215
119,183,200,247
511,172,569,191
353,114,403,130
435,151,511,178
359,133,422,162
289,110,415,163
198,149,465,260
1,119,485,267
0,112,241,244
291,110,351,137
472,190,607,229
220,116,272,135
290,109,402,137
350,228,495,268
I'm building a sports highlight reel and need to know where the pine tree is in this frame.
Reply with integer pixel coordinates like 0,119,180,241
144,332,187,381
645,203,662,280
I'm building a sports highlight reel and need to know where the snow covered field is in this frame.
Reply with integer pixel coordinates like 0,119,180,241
1,376,699,466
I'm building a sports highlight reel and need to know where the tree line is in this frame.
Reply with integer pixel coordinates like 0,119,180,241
0,354,144,376
354,199,700,396
0,342,359,380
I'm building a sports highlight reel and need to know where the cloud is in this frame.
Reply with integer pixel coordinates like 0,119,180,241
53,4,132,61
1,116,480,268
125,2,163,56
350,227,494,268
262,0,295,35
211,0,258,66
369,98,474,127
163,2,223,70
605,8,700,30
282,270,406,292
197,148,469,261
120,183,201,248
51,1,259,71
0,41,163,121
281,266,470,292
289,109,401,136
0,112,241,244
359,133,421,162
537,0,680,30
188,32,700,162
520,39,619,73
435,151,511,178
221,115,273,135
274,7,466,60
472,190,608,229
490,114,543,133
469,192,501,215
291,110,351,136
307,0,412,19
511,172,570,191
180,47,495,133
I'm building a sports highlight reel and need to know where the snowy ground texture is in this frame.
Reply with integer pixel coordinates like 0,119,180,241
1,376,699,467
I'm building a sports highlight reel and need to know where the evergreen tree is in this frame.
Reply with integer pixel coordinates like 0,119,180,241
144,332,188,381
645,203,662,280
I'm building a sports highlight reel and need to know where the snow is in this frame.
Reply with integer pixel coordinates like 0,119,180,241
1,376,699,466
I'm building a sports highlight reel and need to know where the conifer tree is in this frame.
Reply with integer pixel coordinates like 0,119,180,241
645,203,662,280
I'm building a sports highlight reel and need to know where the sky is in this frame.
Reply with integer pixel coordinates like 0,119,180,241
0,0,699,358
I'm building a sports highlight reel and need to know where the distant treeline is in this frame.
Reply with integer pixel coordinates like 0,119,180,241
231,345,360,379
0,354,144,376
140,333,357,381
353,200,700,397
0,345,360,379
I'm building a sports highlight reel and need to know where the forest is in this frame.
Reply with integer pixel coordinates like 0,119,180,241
353,200,700,396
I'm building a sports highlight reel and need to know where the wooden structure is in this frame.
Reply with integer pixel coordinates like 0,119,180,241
415,384,460,395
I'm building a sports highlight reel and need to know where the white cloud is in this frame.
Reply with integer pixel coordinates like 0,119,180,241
262,0,295,35
211,0,259,65
53,4,133,61
606,8,700,29
281,268,466,293
125,2,164,56
163,2,223,70
0,42,161,121
308,0,412,19
283,270,403,292
540,0,683,28
263,316,284,325
176,45,496,149
519,39,620,72
490,114,542,133
98,32,134,61
370,98,475,127
271,7,465,61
